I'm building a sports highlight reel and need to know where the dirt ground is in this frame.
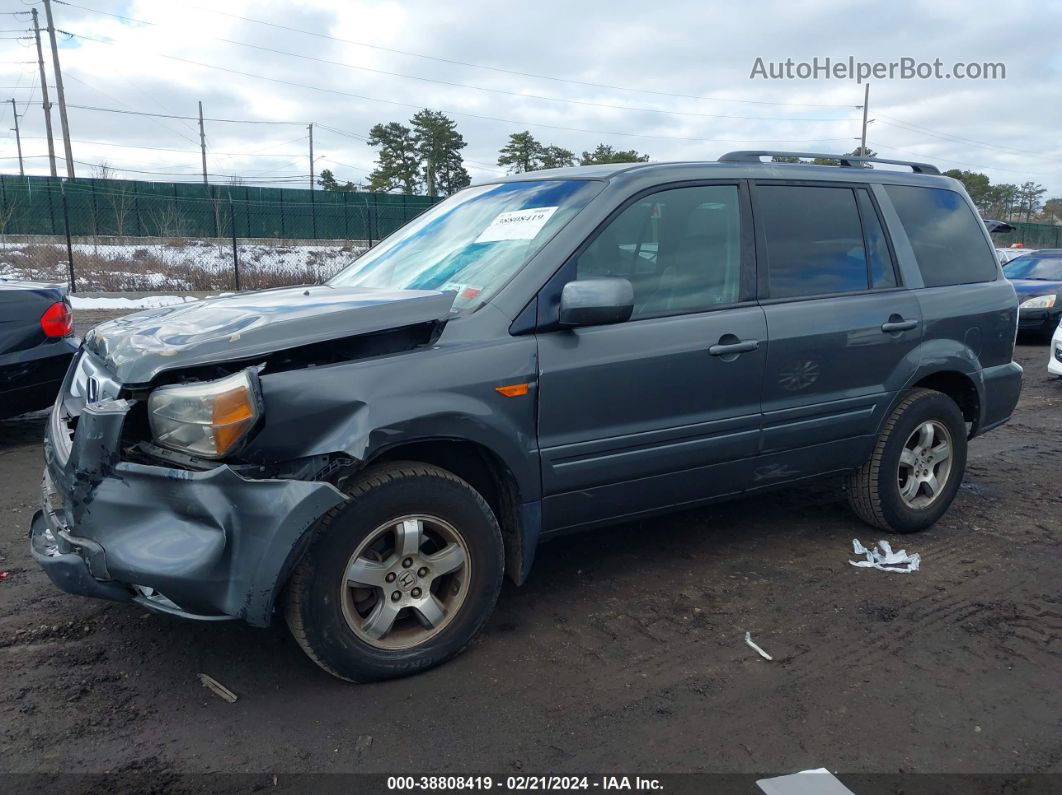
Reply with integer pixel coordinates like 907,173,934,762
1,311,1059,786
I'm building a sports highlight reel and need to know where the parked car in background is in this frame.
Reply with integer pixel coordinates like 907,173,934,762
1003,249,1062,339
997,246,1038,265
1,281,77,419
1048,322,1062,378
984,219,1015,234
31,152,1022,682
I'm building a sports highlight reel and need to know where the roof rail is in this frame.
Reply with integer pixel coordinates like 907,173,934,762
718,150,941,175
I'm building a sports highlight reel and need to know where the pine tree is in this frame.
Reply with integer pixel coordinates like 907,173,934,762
367,122,420,194
317,169,356,192
498,131,543,173
410,109,470,196
539,145,576,170
579,144,650,165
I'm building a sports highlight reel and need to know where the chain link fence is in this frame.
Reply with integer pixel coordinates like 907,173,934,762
0,175,441,292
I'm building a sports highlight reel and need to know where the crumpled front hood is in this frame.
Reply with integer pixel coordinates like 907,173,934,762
84,285,456,385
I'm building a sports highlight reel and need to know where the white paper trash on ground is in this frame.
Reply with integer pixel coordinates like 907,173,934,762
850,538,921,573
757,769,854,795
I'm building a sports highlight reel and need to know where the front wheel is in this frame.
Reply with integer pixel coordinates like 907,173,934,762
284,462,505,682
846,388,968,533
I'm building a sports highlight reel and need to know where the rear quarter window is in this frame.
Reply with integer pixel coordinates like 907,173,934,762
884,185,998,287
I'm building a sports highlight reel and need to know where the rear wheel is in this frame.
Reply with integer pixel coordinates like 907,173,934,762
284,462,504,682
846,389,968,533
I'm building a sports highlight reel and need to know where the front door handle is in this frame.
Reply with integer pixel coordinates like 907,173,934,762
709,338,760,357
881,318,918,333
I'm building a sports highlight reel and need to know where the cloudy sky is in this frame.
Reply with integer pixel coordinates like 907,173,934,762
0,0,1059,196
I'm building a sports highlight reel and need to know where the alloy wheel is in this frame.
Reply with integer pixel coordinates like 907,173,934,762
340,515,470,650
897,420,954,510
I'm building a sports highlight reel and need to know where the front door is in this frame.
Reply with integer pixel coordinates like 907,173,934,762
535,182,767,532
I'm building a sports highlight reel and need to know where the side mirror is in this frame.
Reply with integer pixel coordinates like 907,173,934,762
558,278,634,327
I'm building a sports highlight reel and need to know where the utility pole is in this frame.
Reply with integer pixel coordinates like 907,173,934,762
308,123,316,237
198,101,208,185
31,9,57,177
859,83,870,159
43,0,74,178
9,99,24,176
307,122,314,190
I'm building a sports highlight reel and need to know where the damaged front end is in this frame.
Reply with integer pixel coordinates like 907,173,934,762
32,370,347,625
29,286,460,625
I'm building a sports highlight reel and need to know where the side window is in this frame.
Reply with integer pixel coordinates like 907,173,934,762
883,185,998,287
856,190,897,289
575,185,741,318
757,185,869,299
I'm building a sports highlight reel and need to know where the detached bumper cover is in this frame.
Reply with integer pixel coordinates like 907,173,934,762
32,398,346,626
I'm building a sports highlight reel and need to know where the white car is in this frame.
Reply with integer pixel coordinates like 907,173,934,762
997,247,1039,265
1049,322,1062,377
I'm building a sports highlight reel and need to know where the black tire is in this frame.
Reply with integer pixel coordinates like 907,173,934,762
846,388,968,534
284,462,504,682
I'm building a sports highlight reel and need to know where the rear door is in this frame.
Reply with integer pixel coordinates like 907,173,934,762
535,182,767,532
881,183,1016,372
750,181,923,487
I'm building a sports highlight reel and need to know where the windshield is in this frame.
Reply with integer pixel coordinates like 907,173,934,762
329,179,602,312
1004,255,1062,280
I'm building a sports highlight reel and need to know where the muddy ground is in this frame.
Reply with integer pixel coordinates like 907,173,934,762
1,311,1059,786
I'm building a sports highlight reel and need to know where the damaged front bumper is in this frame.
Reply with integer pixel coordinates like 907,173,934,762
30,396,346,626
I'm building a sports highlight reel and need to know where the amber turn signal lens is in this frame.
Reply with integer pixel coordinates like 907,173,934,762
495,383,529,398
211,386,256,455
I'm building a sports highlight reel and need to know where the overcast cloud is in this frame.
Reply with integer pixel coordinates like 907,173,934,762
0,0,1059,195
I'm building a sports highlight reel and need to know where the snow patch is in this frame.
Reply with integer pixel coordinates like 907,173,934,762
70,295,199,310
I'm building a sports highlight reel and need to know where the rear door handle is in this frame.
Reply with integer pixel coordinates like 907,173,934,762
881,319,918,333
709,339,760,356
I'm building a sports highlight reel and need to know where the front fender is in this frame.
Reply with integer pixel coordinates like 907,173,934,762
248,337,541,500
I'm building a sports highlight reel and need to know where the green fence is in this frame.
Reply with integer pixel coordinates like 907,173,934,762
992,221,1062,249
0,174,442,242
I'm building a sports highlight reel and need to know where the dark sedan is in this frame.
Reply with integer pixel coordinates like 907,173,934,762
0,280,78,419
1003,250,1062,340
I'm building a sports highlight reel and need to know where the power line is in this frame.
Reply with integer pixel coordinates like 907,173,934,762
875,114,1062,165
64,72,200,146
52,101,306,125
872,141,1049,181
19,133,309,157
57,1,858,124
5,153,313,180
316,124,369,142
58,0,857,110
61,31,858,145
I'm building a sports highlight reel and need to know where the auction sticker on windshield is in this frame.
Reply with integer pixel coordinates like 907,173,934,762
475,206,558,243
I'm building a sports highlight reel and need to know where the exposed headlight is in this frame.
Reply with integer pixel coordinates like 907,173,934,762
147,369,262,458
1019,294,1057,309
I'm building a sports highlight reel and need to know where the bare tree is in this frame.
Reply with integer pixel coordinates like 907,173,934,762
108,182,135,238
147,203,187,241
92,161,116,180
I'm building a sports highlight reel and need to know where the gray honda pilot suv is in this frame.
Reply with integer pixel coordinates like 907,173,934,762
31,152,1023,681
